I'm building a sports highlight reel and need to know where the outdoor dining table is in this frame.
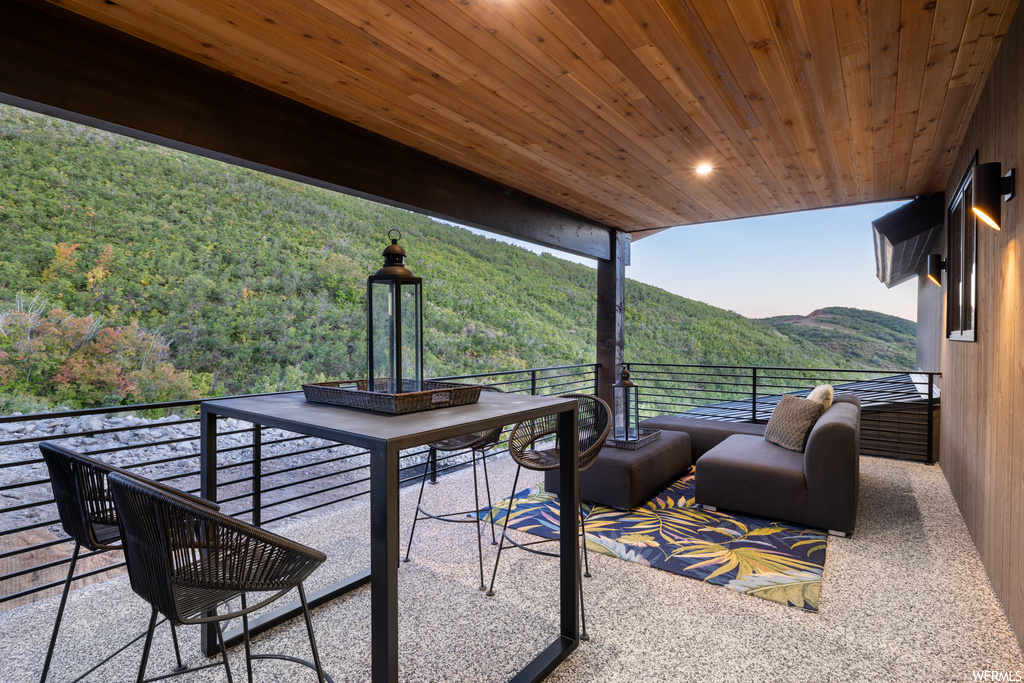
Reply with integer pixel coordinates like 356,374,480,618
198,390,581,683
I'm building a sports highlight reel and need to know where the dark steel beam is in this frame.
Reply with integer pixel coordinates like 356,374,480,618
0,0,614,261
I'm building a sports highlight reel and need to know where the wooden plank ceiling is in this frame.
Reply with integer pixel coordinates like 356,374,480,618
40,0,1019,239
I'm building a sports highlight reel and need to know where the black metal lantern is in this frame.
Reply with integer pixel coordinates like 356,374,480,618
367,230,423,394
612,366,639,441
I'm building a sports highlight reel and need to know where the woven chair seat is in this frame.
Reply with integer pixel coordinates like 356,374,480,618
512,445,604,472
172,586,242,624
508,394,609,473
426,386,505,453
428,432,494,451
90,521,121,546
515,447,561,470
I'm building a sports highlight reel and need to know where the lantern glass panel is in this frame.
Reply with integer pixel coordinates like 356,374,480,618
369,280,397,393
613,384,639,440
399,281,422,392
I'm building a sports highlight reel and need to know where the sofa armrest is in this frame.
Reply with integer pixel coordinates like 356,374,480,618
803,401,860,533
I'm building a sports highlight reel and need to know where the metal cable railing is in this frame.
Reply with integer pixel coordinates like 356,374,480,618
0,364,598,610
626,362,940,464
1,360,938,610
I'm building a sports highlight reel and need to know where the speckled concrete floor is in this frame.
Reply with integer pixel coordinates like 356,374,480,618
3,455,1021,682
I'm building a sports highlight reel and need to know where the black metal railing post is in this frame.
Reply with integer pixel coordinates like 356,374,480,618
530,369,538,396
252,423,263,527
751,367,758,423
926,373,936,465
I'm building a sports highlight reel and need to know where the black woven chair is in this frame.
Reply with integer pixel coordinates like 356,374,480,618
404,385,505,590
485,393,610,640
38,441,220,683
108,471,330,682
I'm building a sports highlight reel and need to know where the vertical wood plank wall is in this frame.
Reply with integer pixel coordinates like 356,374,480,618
916,247,945,372
941,5,1024,650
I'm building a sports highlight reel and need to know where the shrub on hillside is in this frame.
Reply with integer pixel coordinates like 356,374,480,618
0,295,208,408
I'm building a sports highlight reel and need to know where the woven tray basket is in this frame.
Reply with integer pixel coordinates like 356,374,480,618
302,379,481,415
605,428,661,450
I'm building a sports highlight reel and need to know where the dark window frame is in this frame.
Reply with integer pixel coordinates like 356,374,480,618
947,152,979,342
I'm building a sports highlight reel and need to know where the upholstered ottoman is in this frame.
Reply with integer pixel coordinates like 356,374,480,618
545,430,692,510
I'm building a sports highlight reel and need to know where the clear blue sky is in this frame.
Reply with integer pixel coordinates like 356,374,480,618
466,200,919,322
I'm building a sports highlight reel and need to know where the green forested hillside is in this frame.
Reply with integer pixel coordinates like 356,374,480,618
760,307,917,369
0,105,915,407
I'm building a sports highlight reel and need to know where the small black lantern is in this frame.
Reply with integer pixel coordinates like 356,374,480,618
367,230,423,394
612,366,639,441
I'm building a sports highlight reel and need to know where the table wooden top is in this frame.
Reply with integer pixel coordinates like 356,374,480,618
203,390,577,451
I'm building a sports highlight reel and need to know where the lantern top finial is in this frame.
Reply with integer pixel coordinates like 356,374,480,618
374,229,415,278
613,366,637,387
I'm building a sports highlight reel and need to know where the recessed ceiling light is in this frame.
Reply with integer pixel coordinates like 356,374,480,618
696,164,713,175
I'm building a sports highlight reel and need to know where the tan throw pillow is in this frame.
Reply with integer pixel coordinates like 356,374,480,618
806,384,834,410
764,394,825,453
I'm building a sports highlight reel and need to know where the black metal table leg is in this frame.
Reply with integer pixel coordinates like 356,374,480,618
199,404,219,657
557,405,581,647
370,441,400,682
507,406,580,683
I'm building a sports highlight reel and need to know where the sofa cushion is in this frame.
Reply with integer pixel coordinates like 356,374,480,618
694,435,807,523
764,395,824,453
807,384,834,409
637,415,765,460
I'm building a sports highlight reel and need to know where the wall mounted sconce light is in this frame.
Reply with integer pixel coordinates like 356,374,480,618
927,254,946,286
972,162,1016,230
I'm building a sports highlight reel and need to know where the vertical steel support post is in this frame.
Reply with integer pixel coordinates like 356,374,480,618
531,369,538,396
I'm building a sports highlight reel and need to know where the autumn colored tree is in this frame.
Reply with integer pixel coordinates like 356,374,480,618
0,295,208,408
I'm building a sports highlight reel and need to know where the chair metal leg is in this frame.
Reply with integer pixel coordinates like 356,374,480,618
480,448,497,545
214,620,234,683
298,584,327,683
580,503,592,579
428,446,438,485
486,466,522,597
579,566,589,641
471,448,487,590
40,543,80,683
403,449,433,563
168,622,186,672
136,608,159,683
241,594,254,683
575,503,592,640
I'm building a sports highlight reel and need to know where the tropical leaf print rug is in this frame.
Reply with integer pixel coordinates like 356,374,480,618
485,469,827,611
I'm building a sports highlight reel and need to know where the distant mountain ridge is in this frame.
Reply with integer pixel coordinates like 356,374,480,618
0,104,916,404
760,307,916,369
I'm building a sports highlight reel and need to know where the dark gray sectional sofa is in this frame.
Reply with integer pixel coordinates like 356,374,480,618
638,395,861,535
